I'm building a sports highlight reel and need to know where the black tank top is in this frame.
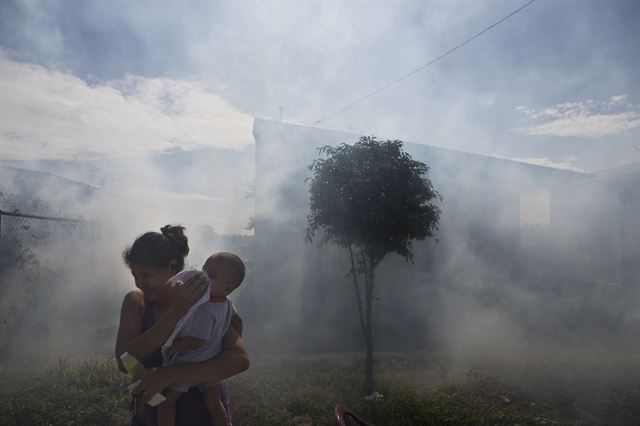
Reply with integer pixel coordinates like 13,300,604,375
141,298,164,368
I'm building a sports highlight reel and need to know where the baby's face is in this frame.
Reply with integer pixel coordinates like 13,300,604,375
203,258,237,298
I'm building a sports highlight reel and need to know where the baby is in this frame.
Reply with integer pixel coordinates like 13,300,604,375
158,252,245,426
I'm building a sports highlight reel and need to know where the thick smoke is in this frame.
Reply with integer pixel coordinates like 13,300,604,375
0,148,254,360
246,119,640,361
0,1,638,378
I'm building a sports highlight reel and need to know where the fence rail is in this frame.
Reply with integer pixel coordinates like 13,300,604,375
0,209,93,351
0,209,86,222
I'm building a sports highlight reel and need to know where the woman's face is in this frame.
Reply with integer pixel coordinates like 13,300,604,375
130,262,177,302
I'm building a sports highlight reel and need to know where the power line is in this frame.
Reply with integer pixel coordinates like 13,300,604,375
313,0,538,126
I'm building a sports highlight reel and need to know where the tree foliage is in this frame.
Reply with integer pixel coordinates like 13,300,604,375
306,136,441,267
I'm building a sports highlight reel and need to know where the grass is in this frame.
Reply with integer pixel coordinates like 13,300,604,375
1,350,639,425
0,358,130,426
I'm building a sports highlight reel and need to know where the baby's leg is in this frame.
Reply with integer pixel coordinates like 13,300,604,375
157,389,182,426
201,384,228,426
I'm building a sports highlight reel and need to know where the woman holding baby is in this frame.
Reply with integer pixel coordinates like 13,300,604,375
115,225,249,425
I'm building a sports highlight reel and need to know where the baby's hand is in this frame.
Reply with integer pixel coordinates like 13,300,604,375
167,267,207,288
169,273,209,315
166,345,179,357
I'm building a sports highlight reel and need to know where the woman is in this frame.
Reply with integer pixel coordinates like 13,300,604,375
115,225,249,425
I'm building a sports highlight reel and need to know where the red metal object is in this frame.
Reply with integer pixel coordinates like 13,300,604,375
335,404,375,426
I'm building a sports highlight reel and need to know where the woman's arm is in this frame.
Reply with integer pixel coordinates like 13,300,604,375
119,304,183,363
116,277,209,364
230,313,243,337
115,290,144,372
134,326,250,402
166,326,249,383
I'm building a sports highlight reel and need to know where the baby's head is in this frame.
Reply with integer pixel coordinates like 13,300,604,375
203,252,245,298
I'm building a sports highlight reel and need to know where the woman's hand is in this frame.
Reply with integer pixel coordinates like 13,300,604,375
169,272,209,315
132,365,154,383
132,367,173,404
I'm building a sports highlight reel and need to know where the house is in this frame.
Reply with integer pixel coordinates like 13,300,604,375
547,162,640,286
249,118,600,353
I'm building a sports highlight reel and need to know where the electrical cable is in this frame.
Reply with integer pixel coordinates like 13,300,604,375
313,0,538,126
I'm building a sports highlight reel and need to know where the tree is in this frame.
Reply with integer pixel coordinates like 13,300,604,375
306,136,441,394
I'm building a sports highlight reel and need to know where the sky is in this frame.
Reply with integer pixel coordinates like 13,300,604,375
0,0,639,231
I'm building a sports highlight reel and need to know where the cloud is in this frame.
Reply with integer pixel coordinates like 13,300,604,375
521,112,640,139
513,96,640,138
0,58,253,161
609,95,628,106
491,152,584,172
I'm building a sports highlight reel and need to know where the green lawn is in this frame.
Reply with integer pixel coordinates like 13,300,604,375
1,350,639,425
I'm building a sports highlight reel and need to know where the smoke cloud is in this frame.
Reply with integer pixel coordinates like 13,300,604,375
0,1,638,377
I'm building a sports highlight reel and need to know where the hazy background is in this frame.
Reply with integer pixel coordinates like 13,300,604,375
0,0,638,360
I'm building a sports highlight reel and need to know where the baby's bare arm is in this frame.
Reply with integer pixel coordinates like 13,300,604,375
167,336,206,356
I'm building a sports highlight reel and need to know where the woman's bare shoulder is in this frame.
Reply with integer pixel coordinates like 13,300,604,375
122,289,145,312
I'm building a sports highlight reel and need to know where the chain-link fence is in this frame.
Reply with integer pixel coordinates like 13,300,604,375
0,209,97,350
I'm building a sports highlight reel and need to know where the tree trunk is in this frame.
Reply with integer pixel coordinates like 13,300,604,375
348,245,366,341
364,263,375,394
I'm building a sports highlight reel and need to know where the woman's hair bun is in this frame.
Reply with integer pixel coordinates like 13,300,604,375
161,225,189,257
